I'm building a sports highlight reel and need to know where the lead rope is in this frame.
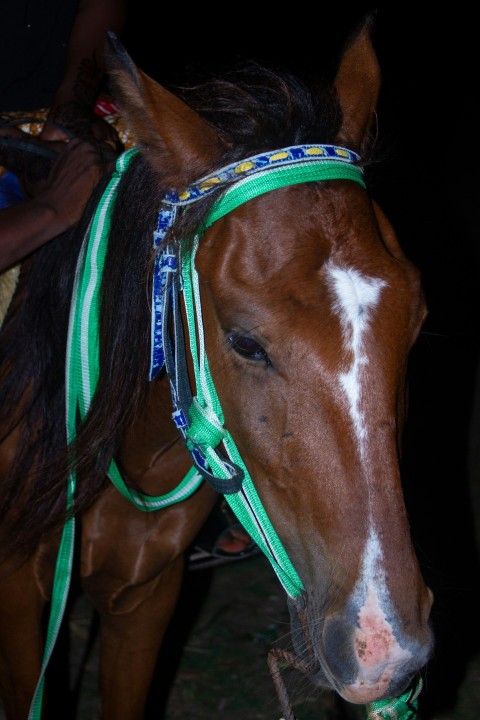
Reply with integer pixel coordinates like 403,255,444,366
268,645,423,720
27,149,202,720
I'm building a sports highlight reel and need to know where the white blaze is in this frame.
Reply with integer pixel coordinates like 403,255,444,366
326,266,413,698
351,530,412,693
327,264,386,457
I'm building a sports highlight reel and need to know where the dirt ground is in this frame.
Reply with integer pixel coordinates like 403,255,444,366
2,542,478,720
53,554,365,720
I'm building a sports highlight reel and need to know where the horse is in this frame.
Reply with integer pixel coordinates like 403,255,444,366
0,14,434,720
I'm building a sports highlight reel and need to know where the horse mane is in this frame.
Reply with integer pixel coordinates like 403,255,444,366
0,63,350,554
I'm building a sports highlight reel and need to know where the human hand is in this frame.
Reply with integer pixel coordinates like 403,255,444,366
39,137,105,229
0,124,69,196
40,105,123,152
0,137,109,271
0,126,117,202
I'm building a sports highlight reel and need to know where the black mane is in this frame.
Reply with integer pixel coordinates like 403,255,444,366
0,64,345,554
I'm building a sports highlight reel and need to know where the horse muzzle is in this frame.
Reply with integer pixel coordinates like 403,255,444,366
287,589,434,705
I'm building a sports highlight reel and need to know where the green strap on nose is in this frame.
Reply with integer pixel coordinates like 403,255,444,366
365,677,423,719
186,396,226,451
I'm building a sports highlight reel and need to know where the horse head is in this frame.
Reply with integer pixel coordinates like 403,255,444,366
106,15,433,707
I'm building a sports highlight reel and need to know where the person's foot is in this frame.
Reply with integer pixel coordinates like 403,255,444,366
189,501,260,570
215,523,252,554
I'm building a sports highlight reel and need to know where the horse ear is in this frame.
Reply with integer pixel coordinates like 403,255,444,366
105,33,226,185
333,13,380,154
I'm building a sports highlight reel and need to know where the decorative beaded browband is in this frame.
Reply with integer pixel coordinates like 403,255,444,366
149,143,364,379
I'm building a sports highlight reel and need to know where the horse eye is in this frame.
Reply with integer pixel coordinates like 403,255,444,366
226,332,271,365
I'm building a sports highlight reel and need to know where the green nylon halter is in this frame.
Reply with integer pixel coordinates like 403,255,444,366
204,160,365,225
170,160,423,719
365,677,423,720
179,158,366,600
28,147,421,720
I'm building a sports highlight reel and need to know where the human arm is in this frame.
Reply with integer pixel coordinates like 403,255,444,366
0,139,104,272
40,0,127,144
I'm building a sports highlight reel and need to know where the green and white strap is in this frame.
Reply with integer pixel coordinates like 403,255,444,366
181,239,305,597
27,149,200,720
178,156,366,598
365,677,423,719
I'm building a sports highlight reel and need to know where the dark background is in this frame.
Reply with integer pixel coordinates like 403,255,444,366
121,6,480,718
0,6,477,719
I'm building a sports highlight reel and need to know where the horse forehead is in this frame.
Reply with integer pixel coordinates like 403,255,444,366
325,264,386,322
199,182,413,306
198,185,423,368
201,182,386,277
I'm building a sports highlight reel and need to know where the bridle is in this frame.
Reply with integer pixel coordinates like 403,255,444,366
28,143,422,720
150,143,365,599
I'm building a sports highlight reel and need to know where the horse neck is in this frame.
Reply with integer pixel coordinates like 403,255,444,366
116,372,190,495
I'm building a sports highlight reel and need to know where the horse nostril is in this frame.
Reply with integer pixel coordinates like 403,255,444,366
322,616,358,685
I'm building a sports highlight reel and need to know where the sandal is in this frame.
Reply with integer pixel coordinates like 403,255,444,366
189,500,260,571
